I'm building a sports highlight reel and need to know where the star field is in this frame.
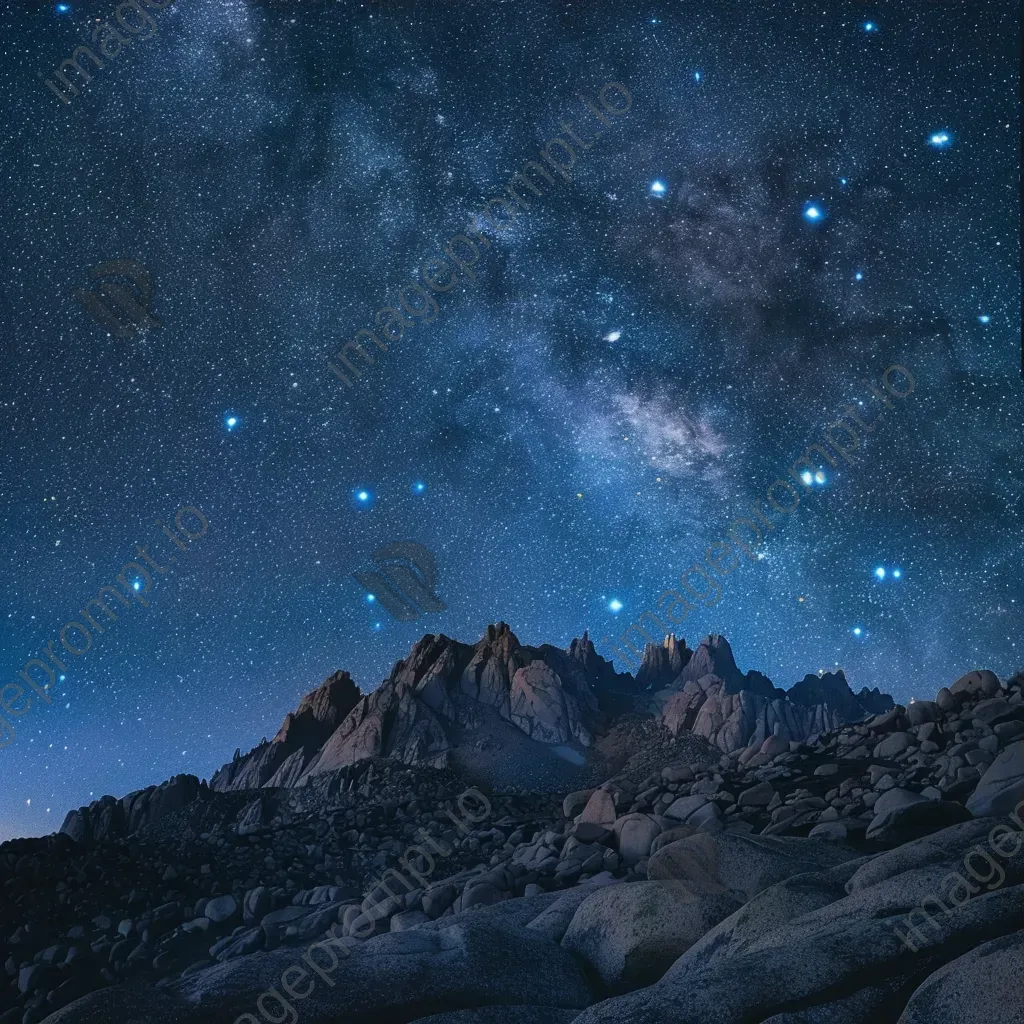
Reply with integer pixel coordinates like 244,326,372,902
0,0,1019,841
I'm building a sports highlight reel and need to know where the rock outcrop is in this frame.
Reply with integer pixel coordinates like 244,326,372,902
56,627,901,852
294,623,613,785
788,670,889,721
210,670,361,791
648,635,893,754
59,775,206,845
209,626,641,794
206,629,898,800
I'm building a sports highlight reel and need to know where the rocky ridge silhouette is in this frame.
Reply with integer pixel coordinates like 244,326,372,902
56,627,896,846
59,627,895,845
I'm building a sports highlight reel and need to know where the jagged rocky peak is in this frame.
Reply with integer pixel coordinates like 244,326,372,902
209,670,363,793
635,633,692,691
787,669,890,720
211,623,642,796
856,685,896,716
272,670,361,747
485,620,518,647
566,629,615,679
652,638,897,754
681,633,744,689
734,668,781,700
560,629,637,711
637,633,781,701
206,624,900,793
276,623,625,787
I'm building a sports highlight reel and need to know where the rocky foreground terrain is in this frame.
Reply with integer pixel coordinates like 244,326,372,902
2,626,1023,1023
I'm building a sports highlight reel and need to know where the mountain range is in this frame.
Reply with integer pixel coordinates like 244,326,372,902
61,624,893,843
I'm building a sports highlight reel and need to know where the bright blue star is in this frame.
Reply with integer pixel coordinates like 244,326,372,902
853,627,863,637
609,599,623,613
133,581,141,591
56,3,71,12
413,481,427,494
892,569,902,579
650,181,667,196
366,593,376,604
839,177,848,186
803,202,826,222
357,490,371,503
694,72,701,83
863,21,877,32
927,131,953,149
855,271,864,281
874,567,886,580
978,315,990,324
225,415,238,431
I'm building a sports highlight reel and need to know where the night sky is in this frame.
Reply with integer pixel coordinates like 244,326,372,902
0,0,1019,842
